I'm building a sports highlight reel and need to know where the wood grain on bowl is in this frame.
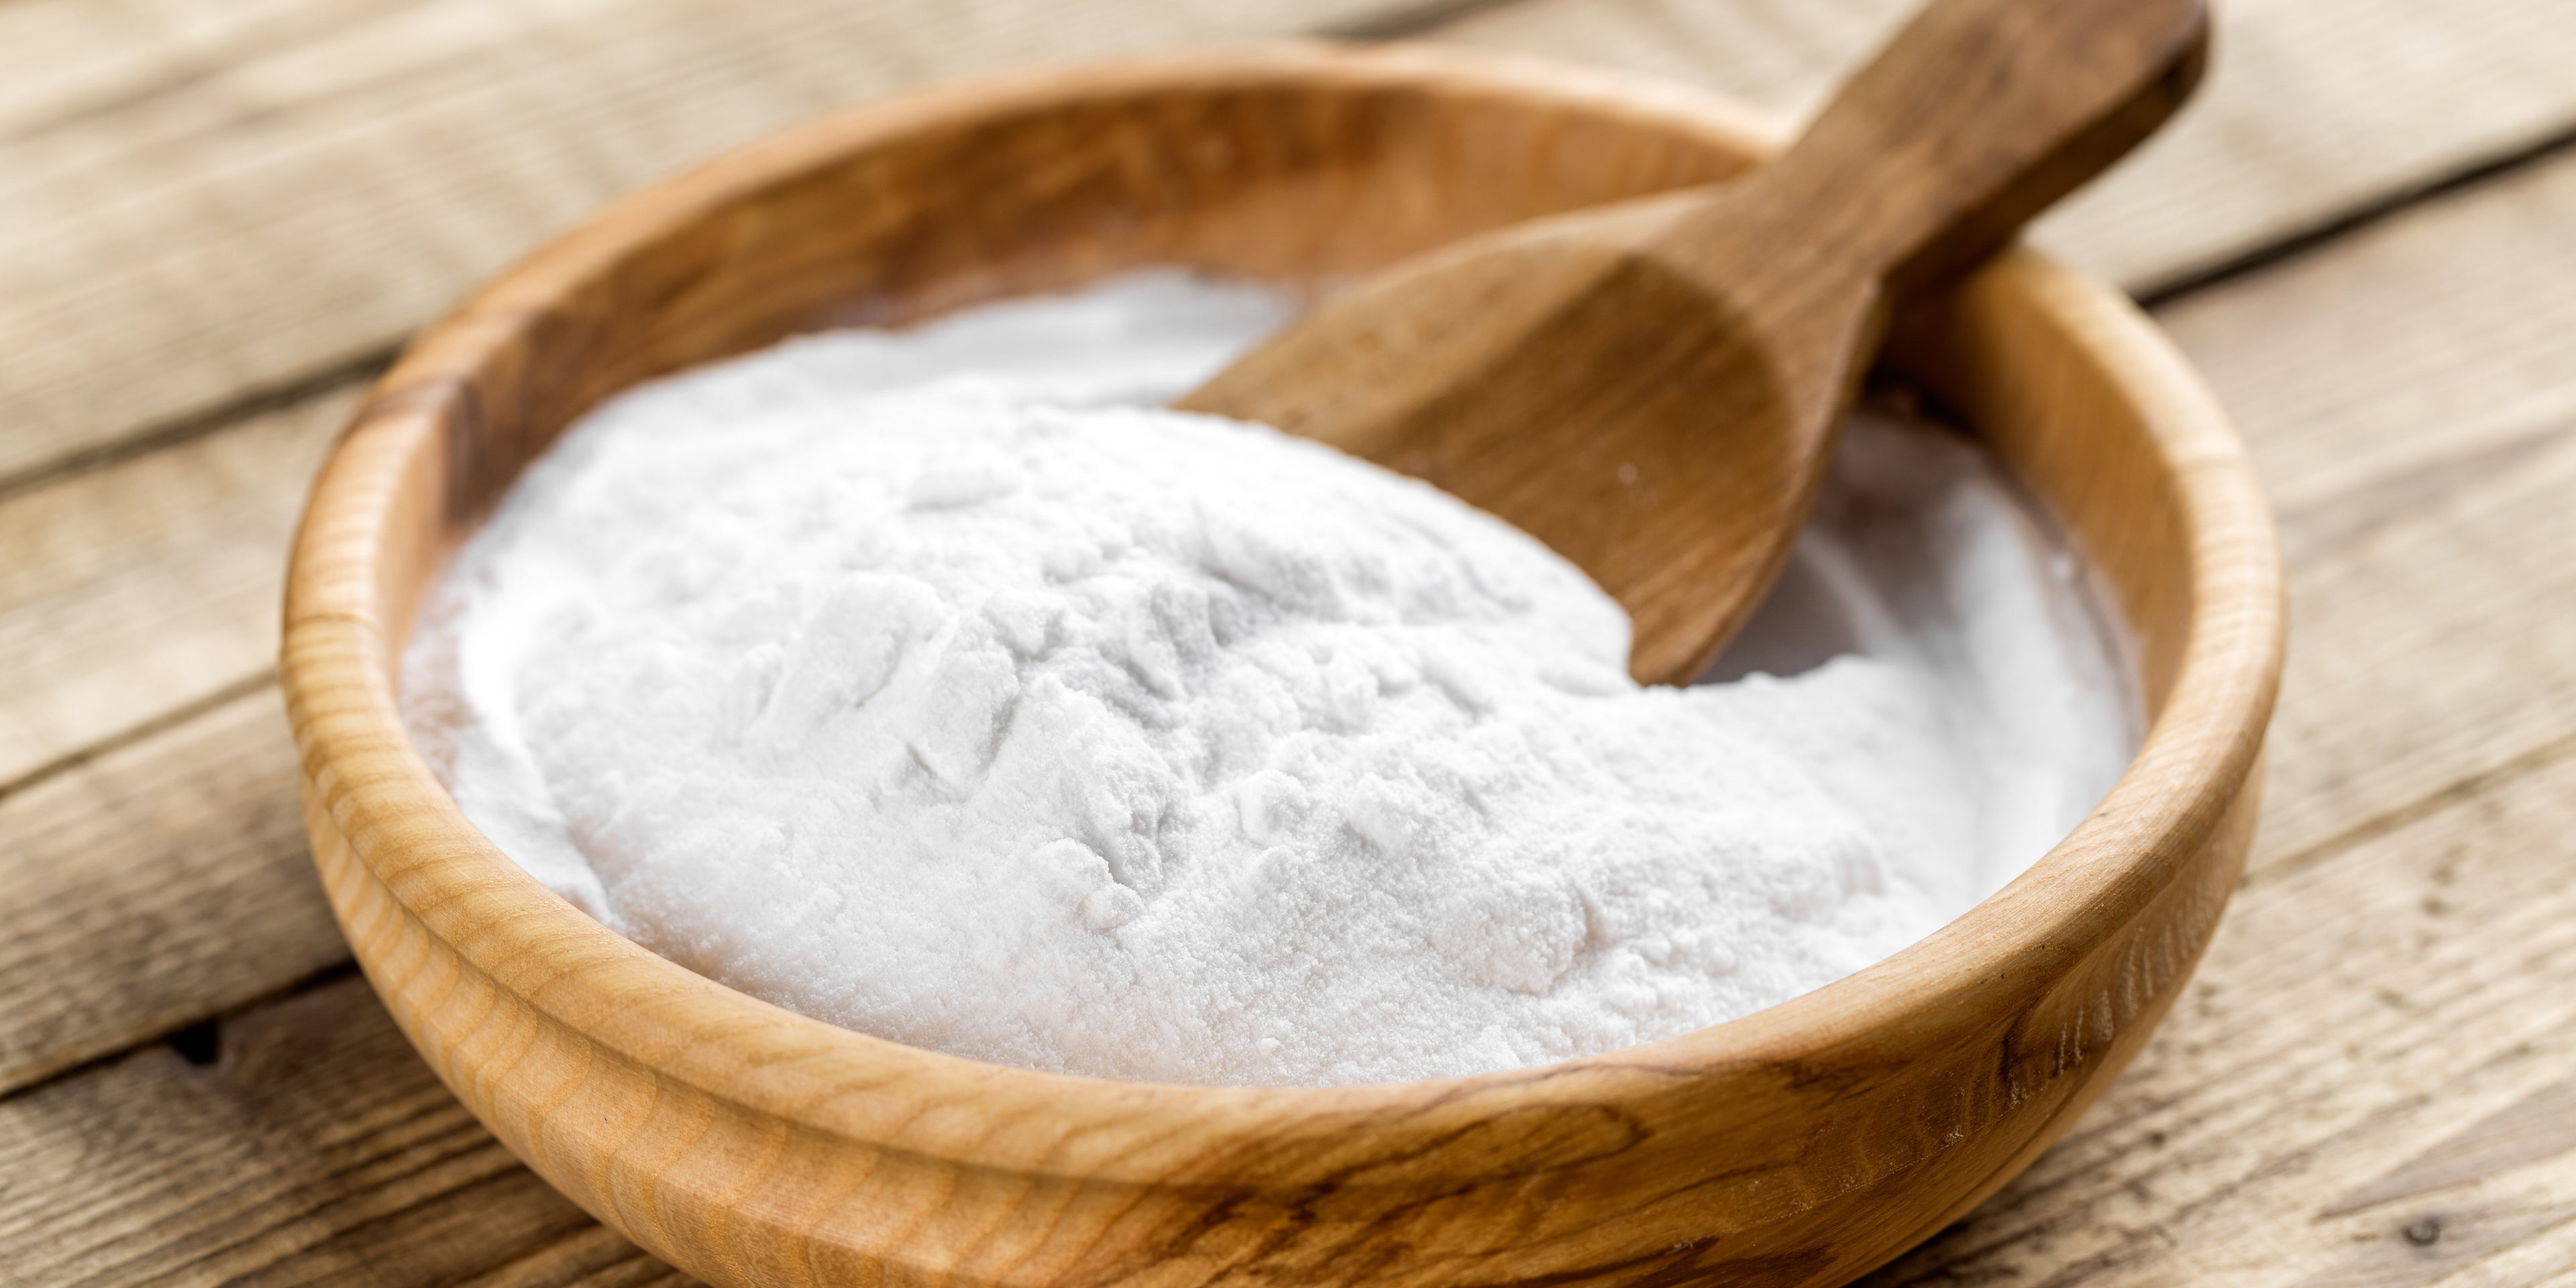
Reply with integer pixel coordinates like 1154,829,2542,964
281,42,2282,1288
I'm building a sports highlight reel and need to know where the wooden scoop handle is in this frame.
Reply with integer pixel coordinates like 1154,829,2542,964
1707,0,2208,299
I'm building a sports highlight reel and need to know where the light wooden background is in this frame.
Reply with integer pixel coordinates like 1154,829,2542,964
4,0,2575,1283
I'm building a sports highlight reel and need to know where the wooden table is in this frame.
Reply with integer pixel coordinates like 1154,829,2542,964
5,1,2574,1283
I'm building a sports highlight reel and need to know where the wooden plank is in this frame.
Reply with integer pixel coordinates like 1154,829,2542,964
0,975,695,1287
2251,425,2576,879
0,382,353,791
0,0,1452,490
0,364,358,1098
0,686,345,1098
2155,147,2576,533
1430,0,2576,291
2152,148,2576,872
1868,732,2576,1286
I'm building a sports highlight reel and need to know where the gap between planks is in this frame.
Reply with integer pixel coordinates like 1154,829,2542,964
0,381,358,792
2131,115,2576,310
0,685,347,1097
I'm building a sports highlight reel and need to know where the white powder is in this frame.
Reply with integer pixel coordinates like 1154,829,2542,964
402,270,2135,1086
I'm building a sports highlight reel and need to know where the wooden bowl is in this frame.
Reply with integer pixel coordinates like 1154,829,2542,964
282,43,2282,1288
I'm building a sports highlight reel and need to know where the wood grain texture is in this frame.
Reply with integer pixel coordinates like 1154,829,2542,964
1430,0,2576,292
1862,729,2576,1287
2155,146,2576,874
0,975,693,1288
280,45,2275,1288
0,384,354,790
0,0,1450,489
0,688,342,1099
0,368,366,1101
1185,0,2205,682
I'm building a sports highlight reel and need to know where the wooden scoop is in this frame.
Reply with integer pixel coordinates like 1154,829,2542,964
1180,0,2208,684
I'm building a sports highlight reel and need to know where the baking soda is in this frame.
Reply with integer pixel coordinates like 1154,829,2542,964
403,271,2134,1085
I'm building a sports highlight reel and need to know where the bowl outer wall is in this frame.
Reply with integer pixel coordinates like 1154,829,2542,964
280,41,2284,1288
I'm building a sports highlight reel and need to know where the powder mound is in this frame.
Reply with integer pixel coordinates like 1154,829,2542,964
405,271,2133,1085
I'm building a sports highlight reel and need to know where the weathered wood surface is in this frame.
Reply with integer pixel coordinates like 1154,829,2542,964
4,0,2575,1283
0,688,339,1098
2160,148,2576,881
0,975,687,1287
1869,737,2576,1286
0,386,354,790
0,0,1466,488
1434,0,2576,292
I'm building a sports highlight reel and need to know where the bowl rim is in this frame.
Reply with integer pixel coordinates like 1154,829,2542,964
282,40,2284,1165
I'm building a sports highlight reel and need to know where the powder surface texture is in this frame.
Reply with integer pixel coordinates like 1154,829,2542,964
404,271,2135,1086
